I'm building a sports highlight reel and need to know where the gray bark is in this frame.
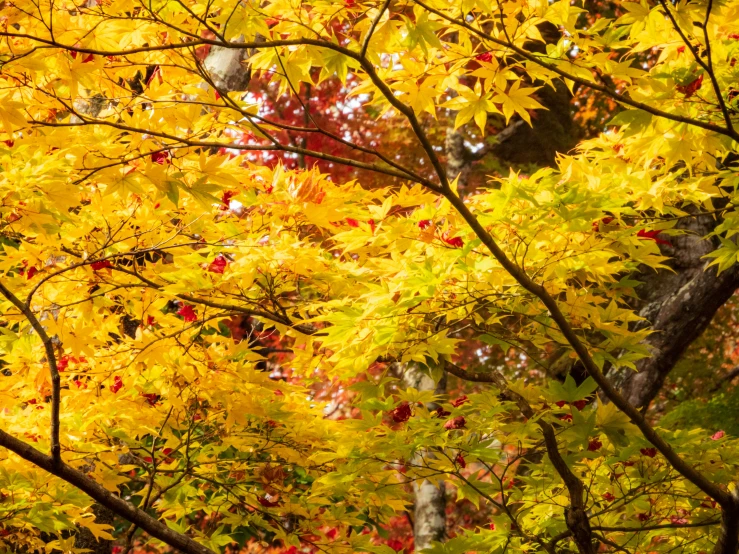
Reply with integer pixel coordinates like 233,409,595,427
403,365,447,551
610,209,739,409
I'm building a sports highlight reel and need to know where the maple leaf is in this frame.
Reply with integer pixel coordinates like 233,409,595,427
572,399,588,411
676,74,703,98
208,254,228,274
90,260,113,271
637,229,670,245
177,304,198,322
110,376,123,394
442,232,464,248
151,151,170,164
389,402,412,423
451,395,469,407
444,416,466,430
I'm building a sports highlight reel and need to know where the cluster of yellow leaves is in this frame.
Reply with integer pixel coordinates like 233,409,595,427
0,0,738,551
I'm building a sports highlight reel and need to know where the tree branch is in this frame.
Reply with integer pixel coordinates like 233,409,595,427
0,429,215,554
0,282,61,465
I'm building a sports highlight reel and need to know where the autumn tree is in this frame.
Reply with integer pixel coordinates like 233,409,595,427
1,1,739,554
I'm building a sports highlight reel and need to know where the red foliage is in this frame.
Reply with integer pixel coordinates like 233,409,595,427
444,416,466,430
110,376,123,394
208,254,228,274
177,304,198,322
587,438,603,451
389,402,412,423
91,260,113,271
640,447,657,458
151,151,170,164
676,74,703,98
572,399,588,411
442,233,464,248
637,229,670,245
451,395,469,407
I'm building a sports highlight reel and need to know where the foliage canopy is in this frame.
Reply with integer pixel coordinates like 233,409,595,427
1,0,739,553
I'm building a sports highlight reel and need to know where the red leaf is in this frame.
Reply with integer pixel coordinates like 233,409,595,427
208,254,228,274
602,492,615,502
729,33,739,39
346,218,360,227
110,376,123,394
141,393,158,406
670,516,688,525
368,219,376,234
488,523,496,530
587,438,603,452
711,430,725,440
451,395,469,407
26,267,39,280
162,448,173,456
455,453,466,468
637,513,650,522
146,315,156,327
676,74,703,98
90,260,113,271
177,304,197,322
444,416,466,430
558,413,573,423
442,232,464,248
677,46,686,54
435,407,451,418
274,389,284,396
476,52,493,62
221,190,237,207
418,219,432,230
572,399,588,411
637,229,670,245
57,356,70,372
640,447,657,458
555,400,568,408
389,402,412,423
151,151,170,164
3,140,14,147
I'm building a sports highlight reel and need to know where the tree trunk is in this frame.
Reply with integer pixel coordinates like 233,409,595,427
403,364,447,551
609,209,739,409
